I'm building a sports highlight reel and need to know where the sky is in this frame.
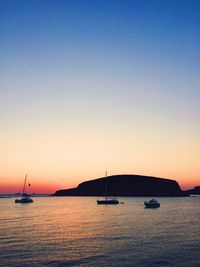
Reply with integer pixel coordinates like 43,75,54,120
0,0,200,193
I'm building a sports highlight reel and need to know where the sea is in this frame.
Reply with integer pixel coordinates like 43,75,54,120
0,196,200,267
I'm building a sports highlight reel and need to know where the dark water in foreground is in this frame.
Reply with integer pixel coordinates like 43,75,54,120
0,197,200,267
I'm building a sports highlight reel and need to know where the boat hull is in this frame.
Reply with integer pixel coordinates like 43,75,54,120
144,204,160,208
144,203,160,208
97,199,119,205
15,198,33,203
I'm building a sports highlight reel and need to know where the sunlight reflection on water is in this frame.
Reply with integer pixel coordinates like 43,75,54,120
0,197,200,266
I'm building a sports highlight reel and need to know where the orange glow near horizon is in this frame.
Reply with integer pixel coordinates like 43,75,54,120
0,175,77,194
0,110,199,194
0,171,199,194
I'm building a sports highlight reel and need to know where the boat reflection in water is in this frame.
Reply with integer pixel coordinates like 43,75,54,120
144,198,160,208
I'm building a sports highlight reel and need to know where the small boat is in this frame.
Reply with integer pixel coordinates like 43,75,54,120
97,171,119,205
97,198,119,205
144,198,160,208
15,175,33,203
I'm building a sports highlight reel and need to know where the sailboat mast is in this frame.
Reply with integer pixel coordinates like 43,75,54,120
105,171,107,200
22,174,27,195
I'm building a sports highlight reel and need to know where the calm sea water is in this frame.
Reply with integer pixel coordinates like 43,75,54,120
0,196,200,267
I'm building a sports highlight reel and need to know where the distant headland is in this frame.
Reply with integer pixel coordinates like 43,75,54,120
184,186,200,195
53,174,188,197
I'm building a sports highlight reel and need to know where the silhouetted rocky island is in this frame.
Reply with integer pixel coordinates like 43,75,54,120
53,174,187,197
184,186,200,195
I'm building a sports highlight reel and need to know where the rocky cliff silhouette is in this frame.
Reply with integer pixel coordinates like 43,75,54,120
53,174,187,197
184,186,200,195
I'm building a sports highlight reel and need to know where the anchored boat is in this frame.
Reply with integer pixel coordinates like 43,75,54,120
144,198,160,208
15,175,33,203
97,172,119,205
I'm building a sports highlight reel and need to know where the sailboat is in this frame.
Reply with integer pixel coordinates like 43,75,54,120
97,172,119,205
15,175,33,203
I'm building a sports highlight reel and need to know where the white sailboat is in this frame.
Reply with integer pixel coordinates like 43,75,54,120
97,171,119,205
15,175,33,203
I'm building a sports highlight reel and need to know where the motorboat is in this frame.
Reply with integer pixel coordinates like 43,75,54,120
144,198,160,208
15,175,33,203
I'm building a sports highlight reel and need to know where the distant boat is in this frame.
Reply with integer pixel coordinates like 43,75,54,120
97,198,119,205
97,172,119,205
15,175,33,203
144,198,160,208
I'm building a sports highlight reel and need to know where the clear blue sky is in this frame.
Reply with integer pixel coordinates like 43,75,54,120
0,0,200,192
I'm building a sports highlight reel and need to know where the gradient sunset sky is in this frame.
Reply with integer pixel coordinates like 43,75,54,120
1,0,200,193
